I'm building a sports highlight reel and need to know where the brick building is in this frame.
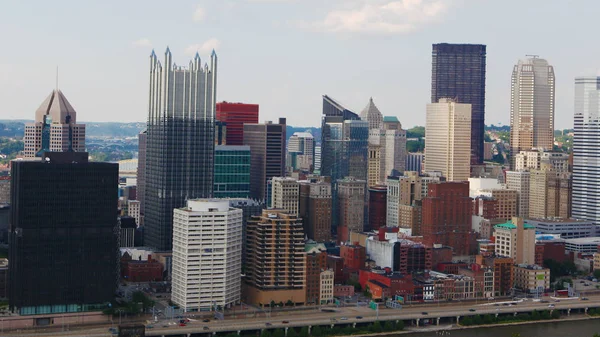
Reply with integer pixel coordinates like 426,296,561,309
121,253,163,282
340,244,366,271
368,185,387,231
305,245,328,305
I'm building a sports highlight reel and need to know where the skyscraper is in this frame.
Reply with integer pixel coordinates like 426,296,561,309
287,132,315,172
431,43,486,164
172,199,242,311
573,77,600,225
24,90,85,157
271,177,300,216
214,145,250,198
137,130,147,219
216,102,259,146
9,152,118,315
337,177,366,243
424,98,472,181
360,97,383,130
510,57,555,169
243,118,286,201
144,48,217,251
299,177,332,242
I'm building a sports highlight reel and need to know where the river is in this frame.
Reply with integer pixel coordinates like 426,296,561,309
403,318,600,337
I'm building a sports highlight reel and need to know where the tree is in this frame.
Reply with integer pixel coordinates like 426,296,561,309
270,300,276,308
594,270,600,279
363,285,371,298
260,329,271,337
287,328,298,337
273,329,285,337
383,321,394,332
312,325,323,336
551,310,560,319
370,321,383,333
483,314,493,324
299,326,309,337
286,300,294,307
473,315,483,325
279,301,284,308
531,310,541,321
396,320,404,330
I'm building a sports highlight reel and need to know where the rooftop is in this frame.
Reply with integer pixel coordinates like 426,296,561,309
494,221,535,230
564,237,600,245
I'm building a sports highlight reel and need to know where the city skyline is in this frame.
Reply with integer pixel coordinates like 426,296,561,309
3,1,600,129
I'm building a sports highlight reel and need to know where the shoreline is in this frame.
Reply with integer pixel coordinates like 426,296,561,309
348,314,600,336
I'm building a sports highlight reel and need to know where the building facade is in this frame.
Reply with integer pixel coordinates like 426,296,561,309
271,177,300,216
144,48,217,251
573,77,600,226
172,200,242,311
368,185,387,231
510,57,555,169
493,217,536,265
288,132,315,172
299,178,332,242
9,152,119,315
137,130,146,217
244,119,286,201
505,171,531,219
431,43,486,164
214,145,251,198
337,177,366,242
512,265,550,294
216,102,259,146
24,90,86,158
425,98,472,181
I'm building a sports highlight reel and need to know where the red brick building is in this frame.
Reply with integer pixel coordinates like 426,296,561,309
334,285,355,297
327,255,345,283
340,244,366,271
121,254,163,282
216,102,259,145
368,185,387,231
305,249,327,304
422,182,474,255
358,270,414,300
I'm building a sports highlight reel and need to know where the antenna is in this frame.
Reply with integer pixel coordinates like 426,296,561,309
55,66,59,90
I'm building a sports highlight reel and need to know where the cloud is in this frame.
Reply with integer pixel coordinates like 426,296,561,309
132,38,152,47
193,5,206,22
185,38,221,56
302,0,453,35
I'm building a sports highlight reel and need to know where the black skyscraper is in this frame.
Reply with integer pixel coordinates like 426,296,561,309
431,43,487,164
9,152,119,315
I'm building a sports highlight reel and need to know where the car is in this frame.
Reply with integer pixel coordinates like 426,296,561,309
203,319,210,322
282,321,289,324
503,303,509,306
265,323,272,326
494,304,500,306
580,280,586,283
555,300,560,303
108,328,117,333
541,300,549,303
548,304,555,308
421,312,428,315
330,318,337,322
581,297,589,300
146,325,154,329
179,323,186,327
204,326,210,330
356,316,363,319
162,325,169,328
469,309,476,312
341,317,348,320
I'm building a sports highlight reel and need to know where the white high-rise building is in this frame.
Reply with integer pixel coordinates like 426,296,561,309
573,77,600,225
24,90,86,157
172,199,243,312
505,171,531,219
271,177,300,215
510,57,555,169
287,132,315,172
424,98,471,181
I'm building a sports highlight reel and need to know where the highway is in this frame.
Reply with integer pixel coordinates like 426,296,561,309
4,295,600,337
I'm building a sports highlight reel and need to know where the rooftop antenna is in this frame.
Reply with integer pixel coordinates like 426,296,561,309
55,66,59,90
525,54,539,59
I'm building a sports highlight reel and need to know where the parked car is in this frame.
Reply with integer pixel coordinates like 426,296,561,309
204,326,210,330
421,312,428,315
203,319,210,322
469,309,476,312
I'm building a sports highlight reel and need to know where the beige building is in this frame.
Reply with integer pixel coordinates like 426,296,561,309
494,217,536,265
319,270,335,304
510,57,555,169
512,265,550,293
127,200,141,225
386,172,423,233
594,253,600,272
337,177,366,234
368,128,407,186
271,177,300,216
529,165,571,219
514,150,569,173
479,189,518,221
505,171,531,219
425,98,471,181
367,145,382,187
244,210,306,306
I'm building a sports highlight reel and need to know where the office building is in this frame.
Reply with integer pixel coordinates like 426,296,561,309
367,145,382,187
127,200,141,226
493,217,536,265
405,153,424,173
529,165,572,219
314,145,322,172
477,189,518,221
422,181,473,255
305,244,327,305
526,218,596,239
24,89,86,158
244,119,286,201
505,171,531,219
360,97,383,130
563,237,600,254
368,185,387,231
288,132,315,172
137,130,146,217
299,178,332,242
424,98,471,181
144,48,217,251
228,198,266,263
119,216,137,248
214,145,251,198
368,127,407,186
510,57,555,169
512,264,550,294
431,43,486,164
215,120,227,145
216,102,259,146
319,270,335,304
172,200,242,311
573,77,600,226
271,177,300,216
337,177,366,242
9,152,118,315
244,210,306,305
320,95,369,182
514,150,569,173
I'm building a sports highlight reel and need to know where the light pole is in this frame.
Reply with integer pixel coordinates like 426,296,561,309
116,309,124,326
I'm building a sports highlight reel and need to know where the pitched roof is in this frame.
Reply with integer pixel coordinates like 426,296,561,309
360,97,383,129
35,89,77,124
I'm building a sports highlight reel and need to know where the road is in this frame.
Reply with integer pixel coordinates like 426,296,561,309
5,295,600,337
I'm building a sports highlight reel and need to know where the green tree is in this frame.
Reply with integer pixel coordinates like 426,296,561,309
383,321,394,332
286,300,294,307
396,320,404,330
511,333,521,337
270,300,276,308
531,310,541,321
273,329,285,337
363,285,371,298
541,310,551,320
483,314,493,324
406,126,425,138
551,310,560,319
473,315,483,325
260,329,271,337
287,328,298,337
593,270,600,279
299,326,309,337
311,325,323,336
370,321,383,333
342,326,354,335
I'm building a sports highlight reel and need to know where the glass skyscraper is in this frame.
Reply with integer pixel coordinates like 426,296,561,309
144,48,217,251
214,145,251,198
572,77,600,224
431,43,486,165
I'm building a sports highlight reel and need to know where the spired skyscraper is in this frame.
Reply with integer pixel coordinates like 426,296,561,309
572,77,600,225
24,90,85,157
509,56,555,169
144,48,217,251
431,43,486,165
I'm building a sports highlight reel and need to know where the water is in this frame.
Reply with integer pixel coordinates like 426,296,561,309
404,318,600,337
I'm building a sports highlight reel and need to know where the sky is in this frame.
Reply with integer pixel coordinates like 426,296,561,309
0,0,598,129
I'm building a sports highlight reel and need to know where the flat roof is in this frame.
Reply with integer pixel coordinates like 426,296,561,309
564,237,600,245
494,221,535,230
